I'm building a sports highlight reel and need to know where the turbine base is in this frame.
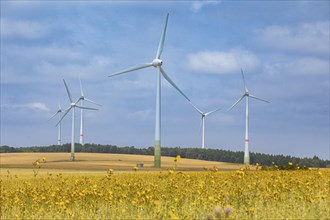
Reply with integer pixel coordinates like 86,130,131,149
154,140,161,168
244,156,250,165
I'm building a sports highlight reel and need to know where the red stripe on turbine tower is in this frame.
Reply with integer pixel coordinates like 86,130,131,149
245,139,249,142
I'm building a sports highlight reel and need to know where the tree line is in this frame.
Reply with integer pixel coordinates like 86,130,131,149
1,144,329,168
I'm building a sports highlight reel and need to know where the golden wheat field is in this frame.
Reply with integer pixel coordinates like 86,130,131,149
1,153,330,219
0,152,241,172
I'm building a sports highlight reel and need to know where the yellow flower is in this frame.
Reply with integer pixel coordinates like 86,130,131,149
107,169,114,175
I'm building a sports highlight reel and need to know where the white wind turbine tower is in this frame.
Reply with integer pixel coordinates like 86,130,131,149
76,79,101,146
57,79,98,161
49,103,63,145
228,69,269,165
190,103,221,149
109,13,190,168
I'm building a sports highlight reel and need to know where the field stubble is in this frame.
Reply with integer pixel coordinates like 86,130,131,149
0,152,240,172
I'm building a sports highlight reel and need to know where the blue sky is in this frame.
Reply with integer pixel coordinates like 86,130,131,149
1,1,329,160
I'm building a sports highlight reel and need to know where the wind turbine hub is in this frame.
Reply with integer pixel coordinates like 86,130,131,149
152,59,163,67
71,103,76,107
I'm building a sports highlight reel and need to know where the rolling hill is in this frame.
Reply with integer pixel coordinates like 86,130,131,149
0,152,242,174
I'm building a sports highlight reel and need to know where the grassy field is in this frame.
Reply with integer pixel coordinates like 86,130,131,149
1,152,329,219
0,152,242,174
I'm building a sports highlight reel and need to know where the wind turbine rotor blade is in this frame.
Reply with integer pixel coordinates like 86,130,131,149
228,95,245,111
249,94,270,103
189,102,203,115
109,63,153,77
63,79,73,103
200,117,203,129
49,112,59,121
156,13,169,59
76,97,83,104
56,107,72,126
205,107,221,116
84,98,102,106
79,79,84,97
76,105,98,111
241,68,248,92
159,67,190,102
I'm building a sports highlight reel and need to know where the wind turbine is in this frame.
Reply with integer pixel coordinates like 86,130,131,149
190,103,221,149
228,69,269,165
76,79,101,146
57,79,98,161
49,103,63,145
109,13,190,168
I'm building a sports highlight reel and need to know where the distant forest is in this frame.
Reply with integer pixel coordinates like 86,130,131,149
1,144,329,168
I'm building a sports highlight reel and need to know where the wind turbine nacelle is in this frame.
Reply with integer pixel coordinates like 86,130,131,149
152,59,163,67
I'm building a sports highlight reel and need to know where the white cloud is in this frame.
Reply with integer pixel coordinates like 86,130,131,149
111,79,154,91
34,54,112,79
27,102,50,111
186,48,260,74
286,58,329,76
1,18,49,39
3,102,50,112
256,21,329,55
7,44,88,64
128,109,153,120
191,0,221,12
1,42,112,84
263,57,329,76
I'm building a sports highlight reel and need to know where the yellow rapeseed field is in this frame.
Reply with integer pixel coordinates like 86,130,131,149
1,167,329,219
